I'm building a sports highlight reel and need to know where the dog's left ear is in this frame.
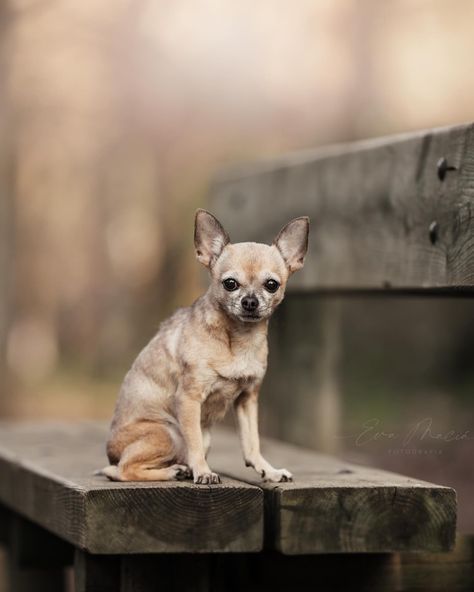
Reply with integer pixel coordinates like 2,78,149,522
194,209,230,267
273,216,309,274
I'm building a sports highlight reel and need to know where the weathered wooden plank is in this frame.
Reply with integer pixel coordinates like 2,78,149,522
209,428,457,554
0,422,457,556
0,422,263,554
211,122,474,291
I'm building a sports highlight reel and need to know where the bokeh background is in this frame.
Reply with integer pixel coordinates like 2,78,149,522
0,0,473,530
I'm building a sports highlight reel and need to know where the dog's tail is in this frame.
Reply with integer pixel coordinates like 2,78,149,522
94,465,121,481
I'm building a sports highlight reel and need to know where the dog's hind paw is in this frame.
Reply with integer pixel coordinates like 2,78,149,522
171,464,192,480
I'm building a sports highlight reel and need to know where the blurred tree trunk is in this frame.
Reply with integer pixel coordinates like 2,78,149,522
0,2,15,410
0,156,14,408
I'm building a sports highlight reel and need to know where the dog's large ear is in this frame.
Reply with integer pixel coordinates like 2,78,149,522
194,209,230,267
273,216,309,274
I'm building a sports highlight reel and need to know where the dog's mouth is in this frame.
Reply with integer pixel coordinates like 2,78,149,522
239,312,262,322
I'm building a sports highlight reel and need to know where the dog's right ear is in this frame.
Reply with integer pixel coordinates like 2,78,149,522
194,209,230,267
273,216,309,274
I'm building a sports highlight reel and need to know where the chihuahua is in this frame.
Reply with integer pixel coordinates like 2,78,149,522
100,209,309,484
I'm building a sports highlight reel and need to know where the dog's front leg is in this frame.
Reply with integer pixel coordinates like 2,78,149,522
234,388,292,483
178,396,221,484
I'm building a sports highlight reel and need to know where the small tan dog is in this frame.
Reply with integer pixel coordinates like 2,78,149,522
100,209,309,484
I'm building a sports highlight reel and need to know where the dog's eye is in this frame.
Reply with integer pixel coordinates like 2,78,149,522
222,278,239,291
264,279,280,293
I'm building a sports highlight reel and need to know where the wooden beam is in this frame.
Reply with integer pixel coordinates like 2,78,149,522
0,422,263,554
121,555,211,592
5,513,68,592
122,536,474,592
0,503,9,544
209,429,457,554
8,513,73,569
396,535,474,591
74,551,120,592
211,123,474,292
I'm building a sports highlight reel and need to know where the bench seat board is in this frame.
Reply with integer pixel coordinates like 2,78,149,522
211,122,474,292
0,422,263,554
210,430,457,554
0,422,456,556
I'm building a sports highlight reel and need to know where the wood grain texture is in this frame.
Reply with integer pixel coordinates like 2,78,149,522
211,123,474,291
0,422,263,554
0,422,456,556
209,429,457,554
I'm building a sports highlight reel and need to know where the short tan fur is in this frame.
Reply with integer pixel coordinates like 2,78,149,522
100,209,309,484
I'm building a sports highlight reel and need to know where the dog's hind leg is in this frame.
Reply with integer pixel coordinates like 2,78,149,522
102,427,190,482
96,463,189,482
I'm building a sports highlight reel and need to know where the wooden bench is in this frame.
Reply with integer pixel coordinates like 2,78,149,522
0,421,458,591
1,122,473,590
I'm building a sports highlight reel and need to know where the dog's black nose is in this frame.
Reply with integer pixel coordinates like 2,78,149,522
241,295,259,312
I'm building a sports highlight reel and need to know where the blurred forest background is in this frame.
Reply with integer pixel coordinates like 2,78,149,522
0,0,473,528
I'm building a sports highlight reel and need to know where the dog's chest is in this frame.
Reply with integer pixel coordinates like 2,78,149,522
214,334,267,384
201,337,267,426
202,374,255,427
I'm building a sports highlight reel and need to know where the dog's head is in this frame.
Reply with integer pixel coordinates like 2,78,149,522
194,209,309,323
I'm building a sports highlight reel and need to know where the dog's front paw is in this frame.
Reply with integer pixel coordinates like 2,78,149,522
262,468,293,483
194,471,221,485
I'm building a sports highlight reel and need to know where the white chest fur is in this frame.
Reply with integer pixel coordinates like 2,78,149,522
202,347,266,427
214,333,267,384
